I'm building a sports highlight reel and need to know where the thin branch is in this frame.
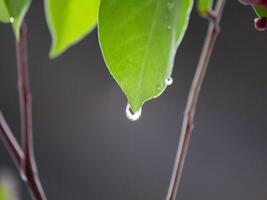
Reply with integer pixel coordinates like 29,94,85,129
0,112,23,167
0,22,46,200
16,22,46,200
165,1,225,200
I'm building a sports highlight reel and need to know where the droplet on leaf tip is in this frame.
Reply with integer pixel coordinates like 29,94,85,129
125,103,142,121
9,17,14,23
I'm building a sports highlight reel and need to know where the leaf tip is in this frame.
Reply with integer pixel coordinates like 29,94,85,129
128,100,143,114
49,47,60,59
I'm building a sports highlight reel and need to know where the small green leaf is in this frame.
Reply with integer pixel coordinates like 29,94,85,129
99,0,193,112
197,0,213,16
45,0,100,58
0,0,31,40
253,5,267,17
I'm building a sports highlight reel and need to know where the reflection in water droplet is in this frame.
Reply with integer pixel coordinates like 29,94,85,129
9,17,14,23
167,2,174,10
167,25,171,30
165,77,173,85
125,103,142,121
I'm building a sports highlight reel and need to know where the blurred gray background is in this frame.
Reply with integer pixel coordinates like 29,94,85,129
1,1,267,200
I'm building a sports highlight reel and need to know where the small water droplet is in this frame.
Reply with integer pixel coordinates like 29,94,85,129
167,2,174,10
165,77,173,85
167,25,172,30
125,103,141,121
9,17,14,23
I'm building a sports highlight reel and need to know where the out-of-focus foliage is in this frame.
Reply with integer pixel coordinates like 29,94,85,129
197,0,214,16
0,171,19,200
253,4,267,17
45,0,99,58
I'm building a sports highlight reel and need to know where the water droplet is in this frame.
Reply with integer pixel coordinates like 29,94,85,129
167,25,172,30
167,2,174,10
165,77,173,85
125,103,142,121
9,17,14,23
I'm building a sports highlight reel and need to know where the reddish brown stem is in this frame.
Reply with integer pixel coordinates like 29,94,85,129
165,1,225,200
0,112,24,168
15,22,46,200
0,22,46,199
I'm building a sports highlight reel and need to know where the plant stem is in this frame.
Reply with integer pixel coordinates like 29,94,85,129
0,112,24,168
165,1,225,200
0,22,46,199
15,22,46,200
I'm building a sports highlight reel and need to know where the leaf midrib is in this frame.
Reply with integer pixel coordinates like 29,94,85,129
134,0,161,107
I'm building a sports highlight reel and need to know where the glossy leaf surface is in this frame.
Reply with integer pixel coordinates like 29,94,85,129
99,0,193,111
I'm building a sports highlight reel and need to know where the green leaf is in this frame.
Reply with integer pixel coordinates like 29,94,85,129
253,5,267,17
0,186,4,200
0,0,31,40
197,0,213,16
99,0,193,112
0,184,9,200
0,1,10,23
45,0,100,58
0,173,18,200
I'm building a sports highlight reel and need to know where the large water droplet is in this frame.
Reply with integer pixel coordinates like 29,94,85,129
165,77,173,85
167,25,172,30
9,17,14,23
125,103,142,121
167,2,174,10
